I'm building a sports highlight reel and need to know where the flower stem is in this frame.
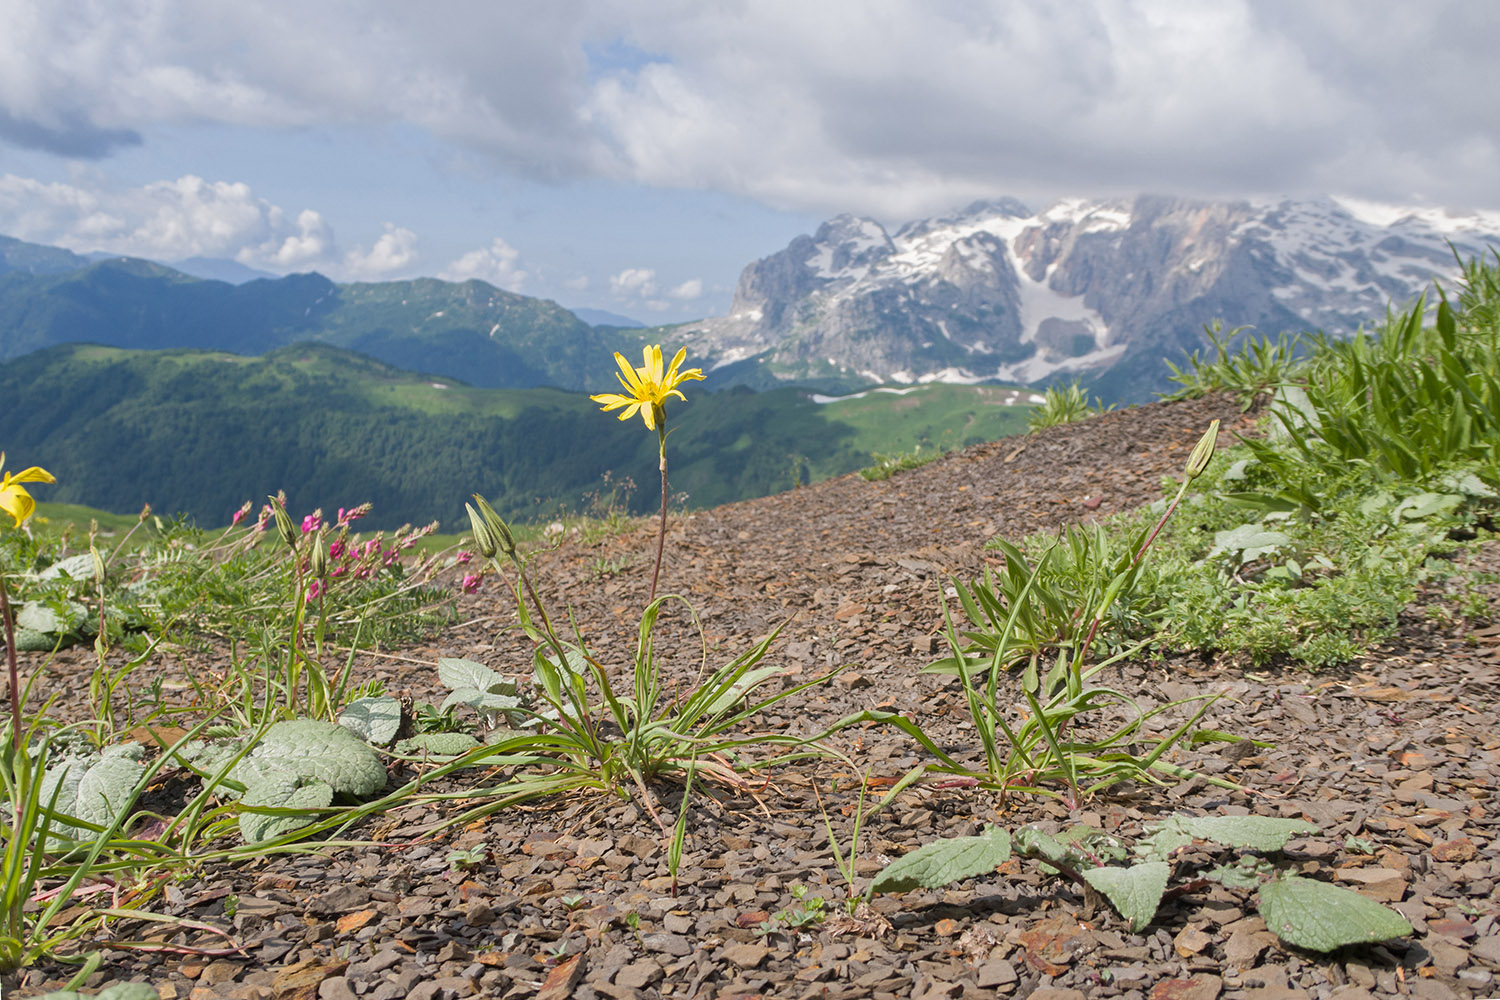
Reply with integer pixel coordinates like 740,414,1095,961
1,576,21,750
650,422,668,604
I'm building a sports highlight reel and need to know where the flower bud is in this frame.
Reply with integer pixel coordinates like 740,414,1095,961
90,544,106,585
1184,419,1220,481
309,533,330,578
470,495,517,559
466,503,498,559
269,495,298,549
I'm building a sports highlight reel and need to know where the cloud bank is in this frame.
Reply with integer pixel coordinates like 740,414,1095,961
0,0,1493,218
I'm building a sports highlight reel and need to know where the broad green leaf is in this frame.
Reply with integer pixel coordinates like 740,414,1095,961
239,719,387,797
871,826,1012,894
1177,815,1319,852
239,774,335,843
1209,525,1290,562
338,696,404,745
1082,861,1169,932
1257,876,1413,951
34,985,162,1000
37,552,98,581
394,733,482,757
1392,492,1462,522
437,657,513,695
1205,855,1276,889
71,745,147,828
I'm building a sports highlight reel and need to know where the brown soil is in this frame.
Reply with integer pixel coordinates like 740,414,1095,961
8,393,1499,1000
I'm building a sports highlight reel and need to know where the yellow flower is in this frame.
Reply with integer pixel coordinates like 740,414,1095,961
0,453,56,529
591,345,705,431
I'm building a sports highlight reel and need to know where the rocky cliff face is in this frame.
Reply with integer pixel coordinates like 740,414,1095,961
680,195,1500,400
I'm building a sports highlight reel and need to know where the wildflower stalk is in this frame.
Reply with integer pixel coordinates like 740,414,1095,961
2,577,20,750
590,345,703,607
651,412,669,603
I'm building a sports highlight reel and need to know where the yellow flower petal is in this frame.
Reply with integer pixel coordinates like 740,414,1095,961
9,466,55,485
592,345,700,431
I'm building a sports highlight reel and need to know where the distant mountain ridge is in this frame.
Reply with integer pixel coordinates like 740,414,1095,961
0,241,645,391
675,195,1500,400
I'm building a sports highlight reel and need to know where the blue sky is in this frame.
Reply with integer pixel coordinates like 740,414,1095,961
1,1,1496,324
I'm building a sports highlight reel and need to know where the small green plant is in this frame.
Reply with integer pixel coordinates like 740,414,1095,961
859,445,943,481
1163,321,1307,408
1027,380,1112,432
869,814,1412,953
446,844,488,871
759,884,829,934
819,770,872,907
861,422,1226,809
446,495,838,832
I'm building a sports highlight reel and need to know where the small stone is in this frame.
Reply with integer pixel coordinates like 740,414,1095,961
640,933,692,957
975,959,1017,988
721,942,769,969
1471,934,1500,965
1173,925,1214,957
1152,974,1222,1000
1028,990,1087,1000
318,977,359,1000
1334,867,1407,902
1432,838,1477,863
615,960,664,990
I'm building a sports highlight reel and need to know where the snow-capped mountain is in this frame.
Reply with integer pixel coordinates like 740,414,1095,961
679,195,1500,401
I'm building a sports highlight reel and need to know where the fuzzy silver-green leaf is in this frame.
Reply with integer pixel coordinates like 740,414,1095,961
1257,876,1413,951
339,696,404,745
1082,861,1170,932
872,826,1012,894
239,775,335,843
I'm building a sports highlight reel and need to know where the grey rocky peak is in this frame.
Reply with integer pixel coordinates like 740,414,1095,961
680,194,1500,401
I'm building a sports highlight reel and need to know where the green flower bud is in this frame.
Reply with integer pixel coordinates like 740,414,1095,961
466,502,498,560
269,495,298,549
1185,419,1220,481
470,495,517,559
309,533,330,578
90,543,106,585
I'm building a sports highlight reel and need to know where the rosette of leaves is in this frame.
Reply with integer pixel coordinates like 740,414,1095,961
36,744,148,846
870,814,1412,952
10,599,91,651
177,720,387,843
435,657,528,727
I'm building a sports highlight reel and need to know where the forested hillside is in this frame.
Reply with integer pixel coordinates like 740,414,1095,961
1,342,1032,528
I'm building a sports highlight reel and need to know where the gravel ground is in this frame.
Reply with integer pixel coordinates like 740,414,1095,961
7,392,1498,1000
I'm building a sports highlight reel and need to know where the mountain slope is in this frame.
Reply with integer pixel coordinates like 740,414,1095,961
0,247,646,391
675,195,1500,400
0,342,1034,528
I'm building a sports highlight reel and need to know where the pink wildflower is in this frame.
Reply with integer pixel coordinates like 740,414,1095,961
383,550,399,567
329,539,346,560
461,573,482,594
306,579,323,601
301,513,321,534
456,550,473,565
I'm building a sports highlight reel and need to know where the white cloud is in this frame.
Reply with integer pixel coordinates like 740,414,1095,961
439,237,527,291
562,274,590,291
609,267,657,298
667,278,702,300
0,171,336,269
343,223,419,280
0,1,1495,216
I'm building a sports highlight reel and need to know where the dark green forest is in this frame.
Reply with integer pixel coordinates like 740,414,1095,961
0,343,898,529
